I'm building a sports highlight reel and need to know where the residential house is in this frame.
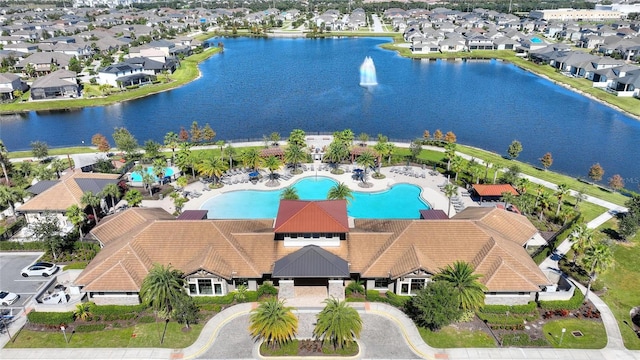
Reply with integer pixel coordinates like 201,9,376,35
609,69,640,97
0,73,28,101
74,201,551,306
30,69,79,100
17,171,121,233
16,52,72,75
98,62,154,87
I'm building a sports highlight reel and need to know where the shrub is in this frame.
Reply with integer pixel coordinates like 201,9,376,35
476,312,526,326
27,311,74,325
480,302,537,315
0,240,48,251
244,291,259,302
192,293,234,305
63,262,88,270
74,324,106,332
365,290,382,302
198,304,222,312
90,303,146,316
404,282,462,331
385,291,410,308
257,281,278,298
138,315,156,323
538,290,584,311
345,281,364,296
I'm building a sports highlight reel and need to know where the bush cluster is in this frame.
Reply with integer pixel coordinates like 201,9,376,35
192,293,234,305
138,315,156,323
27,311,74,325
476,312,527,326
88,303,145,321
198,304,222,312
0,240,47,251
480,302,537,315
257,282,278,298
363,290,410,308
538,290,584,311
74,324,106,332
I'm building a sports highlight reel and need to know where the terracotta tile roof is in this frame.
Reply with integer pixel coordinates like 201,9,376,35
472,184,518,197
18,171,121,213
77,204,548,293
274,200,349,233
88,207,175,246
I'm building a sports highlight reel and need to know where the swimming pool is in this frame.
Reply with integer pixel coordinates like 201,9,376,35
200,177,430,219
130,166,175,182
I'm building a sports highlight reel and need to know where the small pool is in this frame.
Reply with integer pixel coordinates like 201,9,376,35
200,177,430,219
130,166,175,182
530,37,543,44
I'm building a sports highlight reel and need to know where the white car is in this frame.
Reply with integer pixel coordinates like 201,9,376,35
21,262,58,277
0,291,19,306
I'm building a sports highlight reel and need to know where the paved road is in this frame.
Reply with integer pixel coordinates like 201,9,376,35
371,15,384,33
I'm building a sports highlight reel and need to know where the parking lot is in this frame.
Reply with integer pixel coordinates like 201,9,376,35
0,253,49,309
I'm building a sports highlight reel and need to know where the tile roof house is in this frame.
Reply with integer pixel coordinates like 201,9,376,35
75,200,550,306
18,171,121,232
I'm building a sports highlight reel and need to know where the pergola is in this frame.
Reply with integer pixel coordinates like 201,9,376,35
471,184,519,203
259,147,285,161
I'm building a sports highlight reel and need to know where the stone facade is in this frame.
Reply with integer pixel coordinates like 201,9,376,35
278,280,295,300
328,280,345,300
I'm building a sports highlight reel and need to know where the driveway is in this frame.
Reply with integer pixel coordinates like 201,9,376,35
197,312,421,359
0,253,46,309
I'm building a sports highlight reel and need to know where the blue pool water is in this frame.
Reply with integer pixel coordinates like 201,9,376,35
531,37,543,43
130,166,175,182
200,177,430,219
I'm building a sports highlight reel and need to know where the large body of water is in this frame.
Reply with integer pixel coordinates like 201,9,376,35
201,177,430,219
1,37,639,186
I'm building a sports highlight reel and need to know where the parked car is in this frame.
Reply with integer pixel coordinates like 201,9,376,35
21,262,58,277
0,291,19,306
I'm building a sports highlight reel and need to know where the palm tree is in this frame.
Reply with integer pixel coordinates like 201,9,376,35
50,158,68,178
470,165,483,184
569,224,594,265
0,140,11,185
582,242,613,301
164,132,180,164
263,155,282,182
443,183,458,217
483,160,493,182
537,192,554,221
142,170,155,196
65,204,86,239
124,189,143,207
327,183,354,204
450,156,464,182
152,158,167,185
140,264,187,344
0,185,27,217
224,143,236,169
433,261,488,311
241,148,263,170
281,187,299,200
356,150,376,181
215,140,225,159
74,303,93,321
81,191,101,223
515,177,531,195
196,157,228,184
501,191,517,209
313,298,362,350
284,144,306,174
249,297,298,350
554,183,570,216
101,183,120,211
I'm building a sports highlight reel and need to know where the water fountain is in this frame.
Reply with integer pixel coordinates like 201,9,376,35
359,56,377,87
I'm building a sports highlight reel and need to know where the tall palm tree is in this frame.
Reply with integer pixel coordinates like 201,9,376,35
140,264,186,344
81,191,101,224
537,192,554,221
284,144,306,173
164,131,180,164
450,156,464,182
142,170,155,196
65,204,86,239
515,177,531,195
241,148,263,170
224,143,236,169
501,191,517,209
152,158,167,185
470,165,483,184
569,224,594,265
263,155,282,182
356,150,376,180
0,140,11,185
249,297,298,350
554,183,570,216
281,187,299,200
196,157,228,184
443,183,458,217
50,158,68,179
101,183,120,211
582,242,613,301
215,140,225,159
327,183,354,204
433,261,488,311
313,298,362,350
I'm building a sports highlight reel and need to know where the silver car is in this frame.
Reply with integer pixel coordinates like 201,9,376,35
21,262,58,277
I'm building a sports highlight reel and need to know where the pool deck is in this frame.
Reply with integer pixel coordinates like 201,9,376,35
140,160,479,218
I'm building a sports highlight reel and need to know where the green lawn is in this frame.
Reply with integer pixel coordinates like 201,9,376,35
543,318,607,349
8,147,96,159
598,227,640,350
5,321,203,348
418,326,495,348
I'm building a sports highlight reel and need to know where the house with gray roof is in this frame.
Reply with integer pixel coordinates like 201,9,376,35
98,62,153,87
0,73,28,101
30,69,78,100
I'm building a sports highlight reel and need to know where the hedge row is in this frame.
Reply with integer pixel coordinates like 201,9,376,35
89,303,146,316
0,240,47,251
74,324,106,333
480,302,537,315
193,293,234,305
538,290,584,311
363,290,410,308
27,311,74,325
476,312,528,325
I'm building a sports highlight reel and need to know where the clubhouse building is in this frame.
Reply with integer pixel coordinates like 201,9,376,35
75,200,551,306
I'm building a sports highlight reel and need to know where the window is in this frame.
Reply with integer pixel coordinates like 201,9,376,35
399,278,427,295
374,278,388,289
189,283,197,295
214,283,223,295
198,279,213,295
410,279,425,293
401,283,409,295
236,278,249,286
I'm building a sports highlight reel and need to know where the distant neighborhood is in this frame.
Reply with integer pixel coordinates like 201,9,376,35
1,3,639,103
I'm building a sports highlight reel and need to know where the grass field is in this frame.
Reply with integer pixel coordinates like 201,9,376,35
5,321,203,348
543,318,607,349
418,326,495,348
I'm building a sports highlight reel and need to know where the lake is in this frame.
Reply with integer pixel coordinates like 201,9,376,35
1,37,639,187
